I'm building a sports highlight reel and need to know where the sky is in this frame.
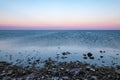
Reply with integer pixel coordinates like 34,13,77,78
0,0,120,30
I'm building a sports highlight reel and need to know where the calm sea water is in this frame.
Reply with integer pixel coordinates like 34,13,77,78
0,30,120,66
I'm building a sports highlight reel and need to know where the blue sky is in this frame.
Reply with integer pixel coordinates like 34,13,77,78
0,0,120,29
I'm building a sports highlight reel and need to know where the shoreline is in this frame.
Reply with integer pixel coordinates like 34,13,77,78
0,57,120,80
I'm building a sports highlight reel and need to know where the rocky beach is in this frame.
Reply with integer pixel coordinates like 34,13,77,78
0,51,120,80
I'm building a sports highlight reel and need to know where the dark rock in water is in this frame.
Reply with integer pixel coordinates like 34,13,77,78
100,50,106,53
100,56,103,58
87,52,93,57
62,52,71,55
100,50,102,53
36,59,40,64
89,56,94,59
87,52,94,59
102,61,105,63
83,56,87,59
116,54,119,55
103,51,106,53
83,54,87,56
61,56,67,59
98,58,100,61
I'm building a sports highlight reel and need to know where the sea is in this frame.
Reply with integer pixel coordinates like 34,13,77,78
0,30,120,67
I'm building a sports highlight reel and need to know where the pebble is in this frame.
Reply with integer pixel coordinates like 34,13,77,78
91,76,98,80
87,52,93,57
62,52,71,55
100,56,103,58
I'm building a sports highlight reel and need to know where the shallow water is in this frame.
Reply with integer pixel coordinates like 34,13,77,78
0,30,120,66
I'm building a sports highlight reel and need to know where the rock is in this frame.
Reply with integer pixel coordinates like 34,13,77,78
2,76,11,80
0,61,11,66
83,54,87,56
98,58,100,61
26,73,37,80
69,68,80,75
51,77,59,80
100,56,103,58
91,76,98,80
7,70,13,75
86,66,91,71
87,52,93,57
102,61,105,63
60,67,64,70
100,50,102,53
100,50,106,53
83,56,87,59
90,68,96,72
61,56,67,59
85,66,95,72
0,54,120,80
62,76,69,80
116,66,120,69
89,56,94,59
62,52,71,55
116,54,119,55
115,69,120,74
103,51,106,53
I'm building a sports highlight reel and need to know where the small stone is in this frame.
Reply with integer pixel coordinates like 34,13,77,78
62,76,69,80
103,51,106,53
62,52,71,55
100,50,105,53
102,61,105,63
100,50,102,53
116,54,119,55
89,56,94,59
69,68,80,75
86,66,91,71
83,56,87,59
100,56,103,58
87,52,93,57
83,54,87,56
51,77,59,80
91,76,98,80
2,76,11,80
61,56,67,59
60,67,64,70
90,68,96,72
115,69,120,74
98,58,100,61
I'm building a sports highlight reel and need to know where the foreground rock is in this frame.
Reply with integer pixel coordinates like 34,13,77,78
0,60,120,80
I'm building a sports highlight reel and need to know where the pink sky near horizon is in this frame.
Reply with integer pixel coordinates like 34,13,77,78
0,0,120,30
0,20,120,30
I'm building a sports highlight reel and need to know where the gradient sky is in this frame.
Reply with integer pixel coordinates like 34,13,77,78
0,0,120,30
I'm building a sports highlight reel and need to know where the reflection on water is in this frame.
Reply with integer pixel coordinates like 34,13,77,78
0,30,120,66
